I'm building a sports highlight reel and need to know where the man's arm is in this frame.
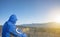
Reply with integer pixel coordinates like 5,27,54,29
7,22,20,37
7,22,27,37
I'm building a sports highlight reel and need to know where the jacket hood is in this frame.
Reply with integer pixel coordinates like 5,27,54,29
8,14,17,24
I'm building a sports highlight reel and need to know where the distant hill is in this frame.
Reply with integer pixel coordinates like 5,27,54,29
21,22,60,28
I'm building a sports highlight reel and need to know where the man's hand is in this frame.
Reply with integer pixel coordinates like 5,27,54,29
16,28,23,34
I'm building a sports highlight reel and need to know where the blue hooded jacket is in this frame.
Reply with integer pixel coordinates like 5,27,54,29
2,15,27,37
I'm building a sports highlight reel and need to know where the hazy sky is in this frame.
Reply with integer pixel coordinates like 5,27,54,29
0,0,60,25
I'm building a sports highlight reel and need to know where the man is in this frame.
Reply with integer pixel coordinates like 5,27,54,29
2,14,27,37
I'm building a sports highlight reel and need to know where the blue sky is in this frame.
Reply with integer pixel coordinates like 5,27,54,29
0,0,60,25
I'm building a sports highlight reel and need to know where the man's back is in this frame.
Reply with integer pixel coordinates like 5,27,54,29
2,22,10,37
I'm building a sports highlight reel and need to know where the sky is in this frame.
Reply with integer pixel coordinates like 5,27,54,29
0,0,60,25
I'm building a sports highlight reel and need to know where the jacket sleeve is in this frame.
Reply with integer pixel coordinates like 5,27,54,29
7,22,20,37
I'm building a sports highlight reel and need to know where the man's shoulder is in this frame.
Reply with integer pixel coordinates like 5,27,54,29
6,21,12,25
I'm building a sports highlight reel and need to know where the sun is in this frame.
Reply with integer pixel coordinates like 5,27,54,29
54,15,60,23
49,7,60,23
